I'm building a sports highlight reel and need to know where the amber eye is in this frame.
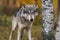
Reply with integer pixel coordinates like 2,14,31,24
23,10,29,13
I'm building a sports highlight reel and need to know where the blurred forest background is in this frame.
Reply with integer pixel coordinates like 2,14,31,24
0,0,58,40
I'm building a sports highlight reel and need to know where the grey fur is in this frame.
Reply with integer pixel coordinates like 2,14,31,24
9,4,38,40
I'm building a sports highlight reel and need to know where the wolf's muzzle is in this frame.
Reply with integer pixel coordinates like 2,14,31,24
30,19,33,22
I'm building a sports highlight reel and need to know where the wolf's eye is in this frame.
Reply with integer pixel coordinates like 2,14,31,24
31,10,33,12
23,10,29,13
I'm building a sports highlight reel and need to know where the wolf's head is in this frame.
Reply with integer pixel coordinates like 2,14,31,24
21,4,38,22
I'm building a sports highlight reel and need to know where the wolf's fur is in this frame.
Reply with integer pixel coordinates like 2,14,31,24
9,4,38,40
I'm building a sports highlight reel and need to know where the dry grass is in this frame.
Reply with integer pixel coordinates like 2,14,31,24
0,23,42,40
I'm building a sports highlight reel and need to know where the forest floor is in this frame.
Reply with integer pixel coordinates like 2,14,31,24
0,24,42,40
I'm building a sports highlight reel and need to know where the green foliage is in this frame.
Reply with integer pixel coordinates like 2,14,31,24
0,6,4,15
0,6,4,11
0,14,12,26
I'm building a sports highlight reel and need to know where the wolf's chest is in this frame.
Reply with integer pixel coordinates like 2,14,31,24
18,17,32,25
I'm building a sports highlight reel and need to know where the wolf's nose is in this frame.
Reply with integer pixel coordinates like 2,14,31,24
30,19,33,21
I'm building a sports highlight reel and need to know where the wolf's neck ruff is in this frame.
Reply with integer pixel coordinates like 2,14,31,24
20,16,32,24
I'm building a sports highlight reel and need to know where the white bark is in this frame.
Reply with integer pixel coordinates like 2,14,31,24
55,11,60,40
42,0,54,40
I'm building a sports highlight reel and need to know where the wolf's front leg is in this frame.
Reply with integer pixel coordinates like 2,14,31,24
17,28,21,40
27,28,31,40
9,31,13,40
17,22,23,40
9,17,17,40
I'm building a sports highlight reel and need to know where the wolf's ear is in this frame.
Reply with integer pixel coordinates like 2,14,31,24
22,4,25,9
33,4,38,8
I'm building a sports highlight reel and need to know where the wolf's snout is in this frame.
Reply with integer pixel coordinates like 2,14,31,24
30,19,33,21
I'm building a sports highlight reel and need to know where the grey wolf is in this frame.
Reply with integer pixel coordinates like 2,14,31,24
9,4,38,40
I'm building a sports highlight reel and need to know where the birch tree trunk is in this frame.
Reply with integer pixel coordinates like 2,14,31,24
41,0,55,40
55,10,60,40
